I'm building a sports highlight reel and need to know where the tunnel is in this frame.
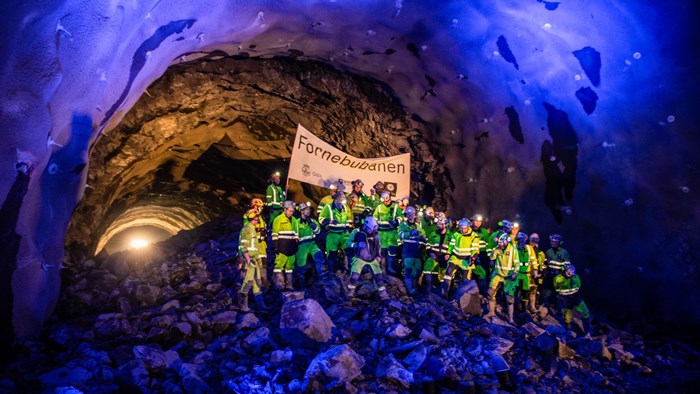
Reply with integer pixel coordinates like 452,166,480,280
1,0,699,391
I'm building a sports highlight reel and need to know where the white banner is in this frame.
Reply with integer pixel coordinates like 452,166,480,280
288,124,411,199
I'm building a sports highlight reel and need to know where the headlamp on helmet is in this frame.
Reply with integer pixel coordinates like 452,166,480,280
500,220,513,232
363,216,379,233
497,233,512,246
404,206,416,217
564,264,576,277
244,209,259,221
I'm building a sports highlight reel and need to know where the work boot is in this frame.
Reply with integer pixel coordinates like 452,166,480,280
507,303,515,325
285,272,294,290
347,284,357,298
273,272,284,289
326,252,338,274
260,259,270,288
238,293,250,312
294,269,307,290
378,286,390,300
404,277,417,296
528,291,538,314
386,261,396,276
440,278,451,298
485,297,497,318
424,274,433,295
253,292,269,313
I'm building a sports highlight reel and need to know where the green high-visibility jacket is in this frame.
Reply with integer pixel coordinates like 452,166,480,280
490,244,518,277
373,202,403,231
272,214,299,255
239,222,260,258
545,247,571,271
448,231,481,260
297,217,321,244
398,220,426,258
266,183,285,210
320,203,353,233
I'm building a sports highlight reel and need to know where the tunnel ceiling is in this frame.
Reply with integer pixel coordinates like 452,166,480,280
70,57,450,255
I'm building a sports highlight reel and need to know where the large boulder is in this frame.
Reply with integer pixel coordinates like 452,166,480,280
304,344,365,391
455,280,483,317
280,298,335,348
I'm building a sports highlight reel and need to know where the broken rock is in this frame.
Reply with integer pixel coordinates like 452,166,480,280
280,298,335,348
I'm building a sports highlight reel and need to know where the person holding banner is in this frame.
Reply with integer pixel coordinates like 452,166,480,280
316,184,338,216
319,191,353,274
266,171,286,225
368,181,385,211
272,201,299,290
373,191,403,275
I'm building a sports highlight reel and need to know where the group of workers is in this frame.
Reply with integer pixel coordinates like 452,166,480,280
236,172,591,333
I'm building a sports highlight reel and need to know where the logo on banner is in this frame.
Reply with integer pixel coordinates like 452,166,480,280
384,182,397,196
302,164,311,177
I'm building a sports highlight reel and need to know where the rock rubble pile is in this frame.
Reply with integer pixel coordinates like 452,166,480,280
2,221,699,393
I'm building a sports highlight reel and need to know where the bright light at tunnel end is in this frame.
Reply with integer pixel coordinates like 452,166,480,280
130,239,150,249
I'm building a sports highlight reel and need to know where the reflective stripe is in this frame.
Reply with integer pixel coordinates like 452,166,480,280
348,284,357,289
557,287,579,295
444,275,452,280
273,269,283,273
378,286,386,291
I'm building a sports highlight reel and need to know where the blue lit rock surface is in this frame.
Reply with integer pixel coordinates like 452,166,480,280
0,0,698,361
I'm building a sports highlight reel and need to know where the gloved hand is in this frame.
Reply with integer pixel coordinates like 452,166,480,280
310,221,318,231
331,219,339,225
429,253,437,260
389,219,398,228
260,228,268,238
410,229,420,237
356,242,367,249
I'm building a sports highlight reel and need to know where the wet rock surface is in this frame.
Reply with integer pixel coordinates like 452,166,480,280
2,223,700,393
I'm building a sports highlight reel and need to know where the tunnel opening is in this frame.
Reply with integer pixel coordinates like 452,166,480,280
66,55,450,261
